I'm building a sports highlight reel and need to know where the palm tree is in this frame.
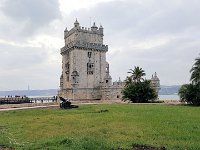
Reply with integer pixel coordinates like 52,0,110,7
124,76,133,86
190,56,200,85
179,83,200,105
128,66,146,83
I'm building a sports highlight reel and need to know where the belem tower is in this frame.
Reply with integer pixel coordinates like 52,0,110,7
59,19,160,100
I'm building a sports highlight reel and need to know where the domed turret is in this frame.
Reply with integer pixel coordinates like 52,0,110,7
99,24,103,35
91,22,98,31
74,18,79,27
64,27,68,32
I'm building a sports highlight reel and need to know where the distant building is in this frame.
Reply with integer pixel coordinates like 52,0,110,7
59,19,124,100
151,72,161,94
59,19,160,100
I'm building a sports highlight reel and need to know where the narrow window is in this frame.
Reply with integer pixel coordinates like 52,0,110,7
87,63,94,75
65,62,70,74
88,52,92,58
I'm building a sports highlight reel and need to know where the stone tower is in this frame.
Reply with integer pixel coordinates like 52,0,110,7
59,19,117,100
151,72,161,94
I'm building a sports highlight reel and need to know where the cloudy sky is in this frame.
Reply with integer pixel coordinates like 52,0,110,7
0,0,199,90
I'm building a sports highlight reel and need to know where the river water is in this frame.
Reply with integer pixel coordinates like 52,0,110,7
158,95,180,100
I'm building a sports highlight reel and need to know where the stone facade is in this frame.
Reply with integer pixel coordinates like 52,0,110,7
59,19,124,100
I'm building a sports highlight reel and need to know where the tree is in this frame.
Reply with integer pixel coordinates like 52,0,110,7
179,84,200,105
124,76,133,87
179,55,200,106
123,67,157,103
190,56,200,85
128,66,146,83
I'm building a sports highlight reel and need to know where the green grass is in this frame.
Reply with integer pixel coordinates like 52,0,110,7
0,104,200,150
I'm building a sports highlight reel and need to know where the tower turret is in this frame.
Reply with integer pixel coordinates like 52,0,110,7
64,27,68,39
74,18,79,27
104,62,112,86
99,24,104,35
151,72,161,94
91,22,98,31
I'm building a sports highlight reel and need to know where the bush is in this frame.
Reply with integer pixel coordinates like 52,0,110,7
179,84,200,106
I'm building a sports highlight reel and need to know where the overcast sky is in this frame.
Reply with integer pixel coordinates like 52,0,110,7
0,0,199,90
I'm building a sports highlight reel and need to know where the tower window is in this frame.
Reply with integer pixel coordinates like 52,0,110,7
71,71,79,84
88,52,92,58
106,80,108,83
87,63,94,74
65,62,70,74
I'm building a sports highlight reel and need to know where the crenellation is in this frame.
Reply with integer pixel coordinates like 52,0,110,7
61,41,108,54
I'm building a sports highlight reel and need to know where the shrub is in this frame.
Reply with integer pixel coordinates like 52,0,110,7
179,84,200,106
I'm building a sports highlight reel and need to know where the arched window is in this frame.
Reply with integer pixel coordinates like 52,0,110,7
71,71,79,84
87,63,94,74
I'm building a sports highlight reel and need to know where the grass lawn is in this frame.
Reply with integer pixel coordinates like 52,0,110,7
0,104,199,150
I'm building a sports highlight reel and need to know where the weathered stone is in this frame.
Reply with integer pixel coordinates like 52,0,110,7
59,19,124,100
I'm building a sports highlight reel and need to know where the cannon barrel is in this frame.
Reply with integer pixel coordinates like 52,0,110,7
59,96,66,102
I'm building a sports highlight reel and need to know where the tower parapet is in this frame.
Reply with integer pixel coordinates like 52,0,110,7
61,42,108,54
64,21,104,40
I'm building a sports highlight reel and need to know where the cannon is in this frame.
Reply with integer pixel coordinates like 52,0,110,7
59,97,78,109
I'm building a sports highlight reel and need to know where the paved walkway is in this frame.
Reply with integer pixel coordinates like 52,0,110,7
0,100,182,112
0,105,58,112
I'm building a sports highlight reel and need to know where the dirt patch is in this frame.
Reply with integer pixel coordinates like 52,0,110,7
132,144,166,150
118,144,166,150
96,109,109,113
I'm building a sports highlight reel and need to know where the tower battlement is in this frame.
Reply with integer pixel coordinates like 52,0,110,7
64,19,104,46
64,26,103,38
61,42,108,54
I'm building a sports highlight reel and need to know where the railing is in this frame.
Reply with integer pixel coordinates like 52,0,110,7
0,97,30,104
0,97,57,104
29,97,57,103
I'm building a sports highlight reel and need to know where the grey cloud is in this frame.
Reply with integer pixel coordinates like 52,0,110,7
0,0,62,90
73,0,200,38
0,43,60,90
65,0,200,85
0,0,61,38
0,44,47,69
